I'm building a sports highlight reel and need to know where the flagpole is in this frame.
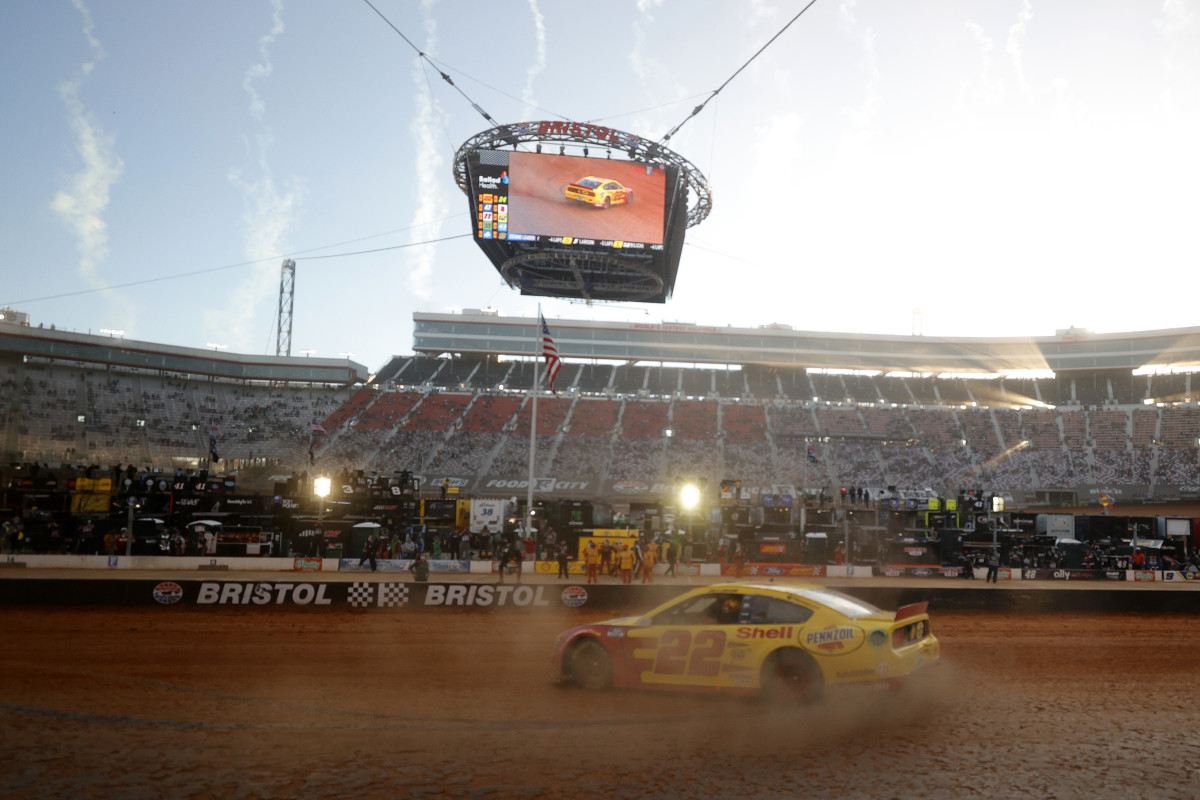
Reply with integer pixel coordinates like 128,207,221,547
526,306,540,553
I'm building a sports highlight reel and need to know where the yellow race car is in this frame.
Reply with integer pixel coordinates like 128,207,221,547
564,176,633,208
551,583,938,700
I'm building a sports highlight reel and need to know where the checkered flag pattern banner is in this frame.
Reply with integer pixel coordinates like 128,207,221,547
377,583,408,607
348,582,409,608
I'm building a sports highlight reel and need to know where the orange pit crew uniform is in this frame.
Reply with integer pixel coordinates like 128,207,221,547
640,544,657,584
618,546,636,585
583,544,601,584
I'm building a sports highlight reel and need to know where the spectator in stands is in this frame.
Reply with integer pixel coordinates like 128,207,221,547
359,534,378,572
556,542,571,579
45,522,62,554
665,541,678,577
79,520,95,555
986,549,1000,583
498,541,522,584
1131,548,1146,571
460,529,471,561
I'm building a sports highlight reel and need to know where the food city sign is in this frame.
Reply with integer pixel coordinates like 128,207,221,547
483,477,591,492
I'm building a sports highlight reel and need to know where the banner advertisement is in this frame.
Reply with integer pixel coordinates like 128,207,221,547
534,560,586,575
724,563,826,578
338,559,470,574
3,578,1196,614
1163,570,1200,582
1022,569,1126,581
877,565,988,579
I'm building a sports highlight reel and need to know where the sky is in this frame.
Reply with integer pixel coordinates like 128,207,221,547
2,0,1198,373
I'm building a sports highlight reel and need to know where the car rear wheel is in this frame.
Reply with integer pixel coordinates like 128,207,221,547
569,638,613,690
603,197,611,208
760,648,823,703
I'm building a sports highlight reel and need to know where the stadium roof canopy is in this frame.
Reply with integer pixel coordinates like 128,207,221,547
413,311,1200,374
0,321,367,385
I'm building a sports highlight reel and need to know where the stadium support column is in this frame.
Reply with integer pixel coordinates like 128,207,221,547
276,259,295,357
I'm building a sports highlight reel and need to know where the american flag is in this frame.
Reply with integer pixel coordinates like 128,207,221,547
539,313,562,392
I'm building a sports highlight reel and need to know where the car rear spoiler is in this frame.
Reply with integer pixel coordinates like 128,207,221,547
894,601,928,622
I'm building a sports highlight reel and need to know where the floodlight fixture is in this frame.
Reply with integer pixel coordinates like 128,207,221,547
680,483,701,510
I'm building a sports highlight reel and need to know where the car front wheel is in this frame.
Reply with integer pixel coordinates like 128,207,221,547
568,638,613,690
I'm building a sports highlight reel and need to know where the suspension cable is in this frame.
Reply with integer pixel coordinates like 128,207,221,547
660,0,821,144
360,0,499,126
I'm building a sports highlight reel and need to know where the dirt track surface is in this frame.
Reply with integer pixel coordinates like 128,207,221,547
3,607,1198,800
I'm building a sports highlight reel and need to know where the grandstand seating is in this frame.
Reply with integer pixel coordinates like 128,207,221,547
620,400,668,439
671,400,718,440
401,393,470,431
721,403,767,445
8,351,1200,501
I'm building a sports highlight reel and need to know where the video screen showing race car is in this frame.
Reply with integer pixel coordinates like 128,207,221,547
472,150,668,250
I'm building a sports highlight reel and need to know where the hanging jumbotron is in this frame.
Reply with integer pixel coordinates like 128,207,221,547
453,120,711,303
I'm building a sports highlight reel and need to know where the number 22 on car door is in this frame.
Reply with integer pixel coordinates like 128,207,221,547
628,627,729,688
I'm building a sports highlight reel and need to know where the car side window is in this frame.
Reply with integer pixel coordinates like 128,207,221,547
746,596,814,625
652,593,744,626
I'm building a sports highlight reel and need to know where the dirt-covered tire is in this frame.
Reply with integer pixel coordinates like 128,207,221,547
568,638,613,690
760,648,823,703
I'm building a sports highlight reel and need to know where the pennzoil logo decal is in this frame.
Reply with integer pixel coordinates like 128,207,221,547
801,625,865,656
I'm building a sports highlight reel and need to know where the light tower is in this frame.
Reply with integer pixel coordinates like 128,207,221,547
276,259,295,357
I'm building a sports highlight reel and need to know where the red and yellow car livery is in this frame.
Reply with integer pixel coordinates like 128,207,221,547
551,583,938,700
564,177,633,208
